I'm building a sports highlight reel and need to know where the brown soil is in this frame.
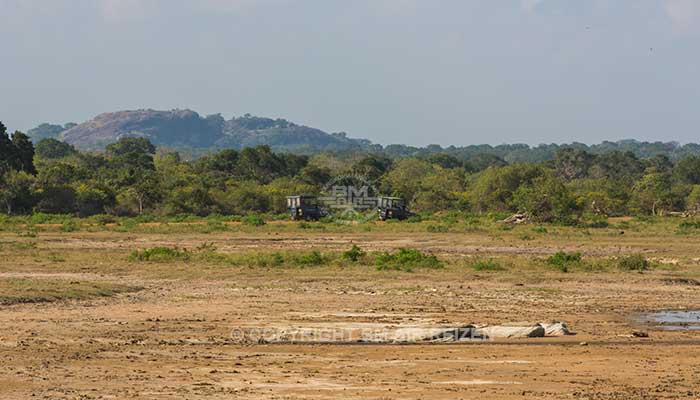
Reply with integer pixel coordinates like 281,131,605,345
1,229,699,399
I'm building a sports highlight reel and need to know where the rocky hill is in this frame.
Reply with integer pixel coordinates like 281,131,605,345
31,109,371,153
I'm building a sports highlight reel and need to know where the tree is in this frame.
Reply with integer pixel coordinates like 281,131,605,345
120,171,162,215
412,167,465,212
27,123,67,141
554,148,593,181
674,156,700,184
11,131,36,173
468,164,543,213
0,170,35,214
426,153,462,169
351,155,392,181
236,146,286,183
35,138,78,159
686,185,700,214
298,164,332,186
381,158,434,203
629,172,673,215
106,137,156,158
0,122,15,172
75,183,112,217
511,174,579,223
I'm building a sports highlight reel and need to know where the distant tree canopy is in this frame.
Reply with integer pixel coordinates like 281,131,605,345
5,118,700,221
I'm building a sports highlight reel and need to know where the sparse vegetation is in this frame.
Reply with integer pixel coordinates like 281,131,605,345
129,247,191,262
375,248,443,271
241,215,266,226
617,254,651,271
470,258,505,271
546,251,582,272
342,245,366,262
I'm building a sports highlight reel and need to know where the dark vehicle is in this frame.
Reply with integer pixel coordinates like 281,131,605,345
286,195,326,221
377,196,413,221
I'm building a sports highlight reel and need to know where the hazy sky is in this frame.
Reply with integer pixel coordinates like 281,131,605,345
1,0,698,146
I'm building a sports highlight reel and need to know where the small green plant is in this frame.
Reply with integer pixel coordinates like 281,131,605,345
242,215,266,226
375,248,443,271
195,242,218,252
47,254,66,263
406,215,423,223
129,247,191,262
342,245,366,262
585,215,609,228
546,251,582,272
60,220,79,232
470,258,504,271
617,254,650,271
677,219,700,234
252,252,285,268
18,231,37,238
519,234,534,241
427,224,448,233
533,226,548,234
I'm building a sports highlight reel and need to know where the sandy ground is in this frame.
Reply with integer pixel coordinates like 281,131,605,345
1,228,699,399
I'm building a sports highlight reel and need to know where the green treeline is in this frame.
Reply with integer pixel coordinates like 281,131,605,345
3,121,700,223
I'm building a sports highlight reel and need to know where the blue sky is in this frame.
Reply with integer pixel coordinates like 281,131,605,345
1,0,698,146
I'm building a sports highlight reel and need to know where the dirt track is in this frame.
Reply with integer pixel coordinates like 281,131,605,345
1,228,700,399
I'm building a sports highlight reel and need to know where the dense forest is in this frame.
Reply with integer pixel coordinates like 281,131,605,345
4,120,700,223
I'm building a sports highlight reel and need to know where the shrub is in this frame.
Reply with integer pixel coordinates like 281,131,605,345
342,245,365,262
427,224,448,233
375,248,443,271
677,219,700,234
470,258,504,271
60,220,80,232
617,254,650,271
546,251,582,272
242,215,266,226
29,213,73,225
583,213,609,228
251,252,284,268
90,214,117,226
129,247,191,262
533,226,548,234
406,215,423,223
293,250,325,266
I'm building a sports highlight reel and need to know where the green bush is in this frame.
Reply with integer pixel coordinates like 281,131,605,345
583,214,609,228
60,220,80,232
470,258,504,271
30,213,73,224
375,248,443,271
677,219,700,234
129,247,191,262
342,245,366,262
242,215,266,226
533,226,548,234
251,252,285,268
617,254,650,271
546,251,582,272
293,250,325,266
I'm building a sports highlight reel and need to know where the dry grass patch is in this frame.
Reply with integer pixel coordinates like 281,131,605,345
0,278,141,305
